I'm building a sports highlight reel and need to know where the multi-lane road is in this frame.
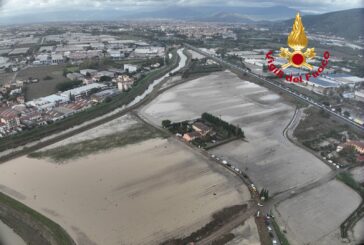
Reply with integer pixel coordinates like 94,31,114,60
184,43,364,132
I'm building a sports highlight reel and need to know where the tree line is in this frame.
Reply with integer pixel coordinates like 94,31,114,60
201,112,244,138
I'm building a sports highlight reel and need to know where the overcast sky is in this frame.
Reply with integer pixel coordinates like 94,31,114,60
0,0,363,17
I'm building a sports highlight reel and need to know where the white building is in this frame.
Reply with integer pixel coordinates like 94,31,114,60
60,83,106,98
114,75,134,91
51,54,64,64
124,64,138,73
26,94,69,110
108,49,125,60
355,90,364,102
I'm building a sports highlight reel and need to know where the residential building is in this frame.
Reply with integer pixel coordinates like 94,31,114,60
124,64,138,73
346,140,364,154
183,131,202,142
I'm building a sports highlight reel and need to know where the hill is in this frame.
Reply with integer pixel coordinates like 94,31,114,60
283,8,364,39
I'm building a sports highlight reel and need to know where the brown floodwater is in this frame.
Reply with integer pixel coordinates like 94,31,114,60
0,138,249,245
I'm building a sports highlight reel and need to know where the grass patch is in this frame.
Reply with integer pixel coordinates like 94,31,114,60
0,191,75,245
337,172,364,238
271,216,290,245
293,107,348,142
28,123,166,162
337,172,364,194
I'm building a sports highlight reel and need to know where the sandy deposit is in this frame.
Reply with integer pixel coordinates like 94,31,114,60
141,70,330,194
0,137,249,245
276,180,362,245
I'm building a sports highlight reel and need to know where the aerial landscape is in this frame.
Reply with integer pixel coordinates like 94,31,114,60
0,0,363,245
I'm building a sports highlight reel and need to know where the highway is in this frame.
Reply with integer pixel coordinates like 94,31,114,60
184,43,364,132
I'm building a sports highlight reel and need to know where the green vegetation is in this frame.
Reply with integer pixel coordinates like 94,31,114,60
259,188,270,201
43,75,53,80
271,216,290,245
337,172,364,239
161,120,172,128
338,146,357,164
202,112,244,138
337,172,364,195
29,123,165,162
0,191,75,245
63,66,80,76
163,120,191,135
293,107,362,166
182,58,223,78
56,80,83,92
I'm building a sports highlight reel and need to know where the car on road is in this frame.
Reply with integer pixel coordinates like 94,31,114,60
272,239,278,244
257,203,264,207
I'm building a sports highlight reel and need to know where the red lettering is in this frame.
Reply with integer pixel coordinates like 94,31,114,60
324,51,330,59
277,70,284,78
312,71,320,78
318,66,323,73
268,64,276,71
265,51,274,63
305,73,311,81
286,74,292,82
293,77,300,83
321,59,328,66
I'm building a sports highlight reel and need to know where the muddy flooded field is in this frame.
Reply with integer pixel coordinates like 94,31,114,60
141,70,331,194
0,134,250,244
276,180,361,245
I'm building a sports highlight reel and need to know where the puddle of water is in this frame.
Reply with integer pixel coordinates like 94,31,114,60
0,220,26,245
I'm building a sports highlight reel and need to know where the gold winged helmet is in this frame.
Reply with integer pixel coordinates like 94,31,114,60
279,13,316,70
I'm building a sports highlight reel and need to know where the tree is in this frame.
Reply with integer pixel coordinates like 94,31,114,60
343,111,351,118
56,80,82,92
99,76,112,82
260,188,269,201
162,120,171,128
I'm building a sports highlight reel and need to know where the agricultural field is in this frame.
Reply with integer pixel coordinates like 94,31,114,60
0,114,251,245
17,65,70,100
275,180,361,245
141,70,331,194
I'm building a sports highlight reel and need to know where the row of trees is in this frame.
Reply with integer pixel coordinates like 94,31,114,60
260,188,270,201
56,80,83,92
201,112,244,138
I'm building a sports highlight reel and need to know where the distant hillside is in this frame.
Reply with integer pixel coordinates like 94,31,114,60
283,8,364,39
132,5,305,21
196,12,255,23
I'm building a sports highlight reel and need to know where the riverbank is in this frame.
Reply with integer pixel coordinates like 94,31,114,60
0,191,76,245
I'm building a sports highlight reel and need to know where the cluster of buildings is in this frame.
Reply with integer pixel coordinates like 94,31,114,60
225,48,364,96
182,122,215,142
0,64,142,137
337,140,364,163
31,32,165,66
0,83,104,136
0,25,165,74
